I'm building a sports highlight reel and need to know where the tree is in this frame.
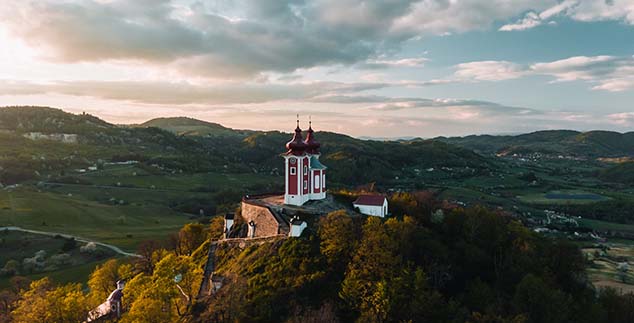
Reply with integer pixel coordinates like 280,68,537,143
122,297,171,323
0,290,18,323
121,253,203,322
11,278,89,323
177,223,208,255
513,274,572,323
135,240,163,274
318,210,355,272
10,278,52,323
598,288,634,323
341,217,400,321
88,259,120,304
209,216,226,240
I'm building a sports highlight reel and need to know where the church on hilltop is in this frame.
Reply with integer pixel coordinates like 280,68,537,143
233,118,332,239
283,118,327,206
230,118,386,239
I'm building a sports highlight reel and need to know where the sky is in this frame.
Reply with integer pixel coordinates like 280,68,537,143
1,0,634,138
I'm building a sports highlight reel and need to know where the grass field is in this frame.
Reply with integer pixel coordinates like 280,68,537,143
517,190,609,205
78,164,280,191
0,165,282,252
0,187,191,251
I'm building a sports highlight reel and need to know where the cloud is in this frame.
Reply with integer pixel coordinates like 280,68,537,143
499,0,577,31
499,0,634,32
454,61,527,81
0,0,559,79
499,12,543,31
569,0,634,24
357,57,428,69
453,55,634,91
608,112,634,126
365,97,539,117
0,79,392,105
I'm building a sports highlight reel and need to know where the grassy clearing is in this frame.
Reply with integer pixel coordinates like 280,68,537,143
517,190,609,205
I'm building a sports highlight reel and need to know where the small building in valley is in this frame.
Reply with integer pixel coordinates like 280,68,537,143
353,195,389,217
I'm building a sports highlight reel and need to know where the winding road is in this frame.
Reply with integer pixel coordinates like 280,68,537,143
0,226,141,258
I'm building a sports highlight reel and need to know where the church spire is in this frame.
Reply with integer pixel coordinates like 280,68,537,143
304,116,320,154
286,115,307,155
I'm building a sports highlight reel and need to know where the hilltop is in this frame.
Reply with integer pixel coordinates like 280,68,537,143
139,117,249,137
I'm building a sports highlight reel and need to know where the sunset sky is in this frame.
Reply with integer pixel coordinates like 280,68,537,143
1,0,634,137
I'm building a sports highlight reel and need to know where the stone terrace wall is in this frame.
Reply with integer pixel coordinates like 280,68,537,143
241,201,281,237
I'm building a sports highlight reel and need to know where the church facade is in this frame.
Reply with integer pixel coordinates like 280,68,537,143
283,119,327,206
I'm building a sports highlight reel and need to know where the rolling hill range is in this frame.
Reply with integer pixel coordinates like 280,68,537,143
436,130,634,158
0,106,492,187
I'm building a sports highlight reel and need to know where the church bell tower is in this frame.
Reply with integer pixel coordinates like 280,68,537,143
284,117,327,206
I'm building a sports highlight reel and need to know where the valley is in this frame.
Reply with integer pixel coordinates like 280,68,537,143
1,107,634,296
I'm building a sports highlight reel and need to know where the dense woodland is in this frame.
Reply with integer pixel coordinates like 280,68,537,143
1,192,634,323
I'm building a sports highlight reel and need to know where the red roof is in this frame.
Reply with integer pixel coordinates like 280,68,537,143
353,195,386,206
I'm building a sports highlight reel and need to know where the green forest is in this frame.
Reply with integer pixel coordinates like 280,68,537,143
2,192,634,323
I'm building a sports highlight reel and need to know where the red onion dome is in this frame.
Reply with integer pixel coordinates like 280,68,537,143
285,124,307,155
304,124,320,154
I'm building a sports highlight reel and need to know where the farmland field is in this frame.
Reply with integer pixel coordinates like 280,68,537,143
582,242,634,294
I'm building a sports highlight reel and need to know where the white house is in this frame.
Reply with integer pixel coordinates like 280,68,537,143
289,219,307,237
353,195,389,217
224,213,235,239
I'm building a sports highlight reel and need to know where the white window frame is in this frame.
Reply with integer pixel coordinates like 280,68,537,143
314,175,320,189
303,180,307,190
290,167,296,175
322,174,326,189
303,165,308,175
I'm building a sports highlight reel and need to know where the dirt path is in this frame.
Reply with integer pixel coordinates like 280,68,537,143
0,226,141,258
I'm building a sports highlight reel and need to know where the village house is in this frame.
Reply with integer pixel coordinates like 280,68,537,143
353,195,389,217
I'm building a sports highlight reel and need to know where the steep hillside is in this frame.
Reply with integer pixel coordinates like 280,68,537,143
438,130,634,158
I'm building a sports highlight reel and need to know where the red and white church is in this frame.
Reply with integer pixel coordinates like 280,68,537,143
283,119,327,206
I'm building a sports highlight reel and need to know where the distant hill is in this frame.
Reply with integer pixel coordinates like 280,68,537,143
437,130,634,158
0,106,112,134
235,130,492,185
140,117,250,137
